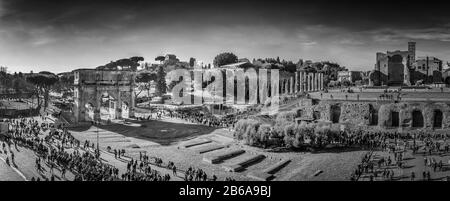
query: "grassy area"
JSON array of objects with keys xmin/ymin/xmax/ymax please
[{"xmin": 0, "ymin": 100, "xmax": 33, "ymax": 110}]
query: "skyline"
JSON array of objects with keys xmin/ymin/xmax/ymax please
[{"xmin": 1, "ymin": 0, "xmax": 450, "ymax": 73}]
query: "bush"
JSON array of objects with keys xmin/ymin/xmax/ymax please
[
  {"xmin": 244, "ymin": 123, "xmax": 260, "ymax": 145},
  {"xmin": 282, "ymin": 123, "xmax": 296, "ymax": 148},
  {"xmin": 234, "ymin": 119, "xmax": 261, "ymax": 142},
  {"xmin": 235, "ymin": 117, "xmax": 350, "ymax": 149},
  {"xmin": 341, "ymin": 79, "xmax": 351, "ymax": 87},
  {"xmin": 257, "ymin": 124, "xmax": 272, "ymax": 147}
]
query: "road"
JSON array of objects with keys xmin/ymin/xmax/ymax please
[{"xmin": 0, "ymin": 153, "xmax": 26, "ymax": 181}]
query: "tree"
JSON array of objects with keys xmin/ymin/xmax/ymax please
[
  {"xmin": 26, "ymin": 72, "xmax": 59, "ymax": 109},
  {"xmin": 135, "ymin": 71, "xmax": 157, "ymax": 98},
  {"xmin": 96, "ymin": 56, "xmax": 144, "ymax": 71},
  {"xmin": 155, "ymin": 66, "xmax": 167, "ymax": 97},
  {"xmin": 155, "ymin": 56, "xmax": 165, "ymax": 63},
  {"xmin": 53, "ymin": 73, "xmax": 74, "ymax": 94},
  {"xmin": 189, "ymin": 57, "xmax": 196, "ymax": 67},
  {"xmin": 342, "ymin": 79, "xmax": 352, "ymax": 87},
  {"xmin": 213, "ymin": 52, "xmax": 238, "ymax": 67},
  {"xmin": 284, "ymin": 61, "xmax": 297, "ymax": 73},
  {"xmin": 12, "ymin": 76, "xmax": 34, "ymax": 101}
]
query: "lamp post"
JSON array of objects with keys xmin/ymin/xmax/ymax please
[{"xmin": 95, "ymin": 120, "xmax": 99, "ymax": 152}]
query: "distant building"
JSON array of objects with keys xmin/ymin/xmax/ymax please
[
  {"xmin": 414, "ymin": 56, "xmax": 442, "ymax": 75},
  {"xmin": 337, "ymin": 71, "xmax": 362, "ymax": 83},
  {"xmin": 371, "ymin": 41, "xmax": 446, "ymax": 86},
  {"xmin": 374, "ymin": 41, "xmax": 415, "ymax": 86},
  {"xmin": 412, "ymin": 56, "xmax": 444, "ymax": 84},
  {"xmin": 0, "ymin": 66, "xmax": 7, "ymax": 73}
]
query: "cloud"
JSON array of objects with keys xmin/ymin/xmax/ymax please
[
  {"xmin": 300, "ymin": 41, "xmax": 317, "ymax": 46},
  {"xmin": 337, "ymin": 39, "xmax": 365, "ymax": 45},
  {"xmin": 366, "ymin": 28, "xmax": 450, "ymax": 43}
]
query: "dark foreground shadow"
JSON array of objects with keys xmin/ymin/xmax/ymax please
[{"xmin": 68, "ymin": 119, "xmax": 219, "ymax": 146}]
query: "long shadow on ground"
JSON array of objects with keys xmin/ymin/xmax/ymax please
[{"xmin": 68, "ymin": 119, "xmax": 219, "ymax": 146}]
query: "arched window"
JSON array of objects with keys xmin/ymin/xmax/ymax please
[{"xmin": 330, "ymin": 105, "xmax": 341, "ymax": 123}]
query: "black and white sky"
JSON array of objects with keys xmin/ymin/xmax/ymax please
[{"xmin": 1, "ymin": 0, "xmax": 450, "ymax": 73}]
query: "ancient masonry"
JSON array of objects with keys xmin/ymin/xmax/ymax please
[
  {"xmin": 72, "ymin": 69, "xmax": 136, "ymax": 123},
  {"xmin": 295, "ymin": 98, "xmax": 450, "ymax": 130},
  {"xmin": 280, "ymin": 72, "xmax": 324, "ymax": 94}
]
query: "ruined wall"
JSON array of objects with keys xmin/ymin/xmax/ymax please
[
  {"xmin": 339, "ymin": 102, "xmax": 370, "ymax": 126},
  {"xmin": 378, "ymin": 102, "xmax": 450, "ymax": 129},
  {"xmin": 312, "ymin": 102, "xmax": 330, "ymax": 121},
  {"xmin": 292, "ymin": 98, "xmax": 450, "ymax": 130}
]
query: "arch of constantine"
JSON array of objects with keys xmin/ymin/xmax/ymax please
[{"xmin": 73, "ymin": 69, "xmax": 136, "ymax": 123}]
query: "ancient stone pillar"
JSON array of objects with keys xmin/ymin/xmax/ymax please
[
  {"xmin": 320, "ymin": 73, "xmax": 324, "ymax": 90},
  {"xmin": 309, "ymin": 73, "xmax": 313, "ymax": 91},
  {"xmin": 300, "ymin": 72, "xmax": 304, "ymax": 92},
  {"xmin": 316, "ymin": 73, "xmax": 319, "ymax": 91},
  {"xmin": 115, "ymin": 91, "xmax": 122, "ymax": 119},
  {"xmin": 300, "ymin": 72, "xmax": 305, "ymax": 92},
  {"xmin": 320, "ymin": 73, "xmax": 323, "ymax": 90},
  {"xmin": 94, "ymin": 89, "xmax": 101, "ymax": 122},
  {"xmin": 317, "ymin": 73, "xmax": 320, "ymax": 91},
  {"xmin": 306, "ymin": 72, "xmax": 309, "ymax": 92},
  {"xmin": 314, "ymin": 73, "xmax": 319, "ymax": 91},
  {"xmin": 129, "ymin": 91, "xmax": 135, "ymax": 118},
  {"xmin": 313, "ymin": 73, "xmax": 317, "ymax": 91},
  {"xmin": 290, "ymin": 76, "xmax": 294, "ymax": 94},
  {"xmin": 304, "ymin": 72, "xmax": 307, "ymax": 92},
  {"xmin": 306, "ymin": 73, "xmax": 310, "ymax": 91},
  {"xmin": 319, "ymin": 73, "xmax": 323, "ymax": 91},
  {"xmin": 313, "ymin": 73, "xmax": 315, "ymax": 91},
  {"xmin": 294, "ymin": 72, "xmax": 298, "ymax": 93},
  {"xmin": 74, "ymin": 88, "xmax": 81, "ymax": 122}
]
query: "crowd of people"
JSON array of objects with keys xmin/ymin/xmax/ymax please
[
  {"xmin": 1, "ymin": 109, "xmax": 241, "ymax": 181},
  {"xmin": 350, "ymin": 130, "xmax": 450, "ymax": 181},
  {"xmin": 378, "ymin": 93, "xmax": 401, "ymax": 101},
  {"xmin": 0, "ymin": 115, "xmax": 184, "ymax": 181}
]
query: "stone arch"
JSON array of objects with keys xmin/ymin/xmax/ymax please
[
  {"xmin": 73, "ymin": 69, "xmax": 136, "ymax": 123},
  {"xmin": 445, "ymin": 77, "xmax": 450, "ymax": 85},
  {"xmin": 330, "ymin": 104, "xmax": 341, "ymax": 123},
  {"xmin": 412, "ymin": 109, "xmax": 424, "ymax": 128},
  {"xmin": 378, "ymin": 104, "xmax": 401, "ymax": 128},
  {"xmin": 313, "ymin": 111, "xmax": 321, "ymax": 120},
  {"xmin": 422, "ymin": 103, "xmax": 450, "ymax": 129},
  {"xmin": 100, "ymin": 92, "xmax": 117, "ymax": 120},
  {"xmin": 296, "ymin": 109, "xmax": 304, "ymax": 117}
]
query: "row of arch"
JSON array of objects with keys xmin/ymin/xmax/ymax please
[
  {"xmin": 83, "ymin": 92, "xmax": 130, "ymax": 122},
  {"xmin": 388, "ymin": 109, "xmax": 443, "ymax": 129},
  {"xmin": 309, "ymin": 103, "xmax": 447, "ymax": 129}
]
